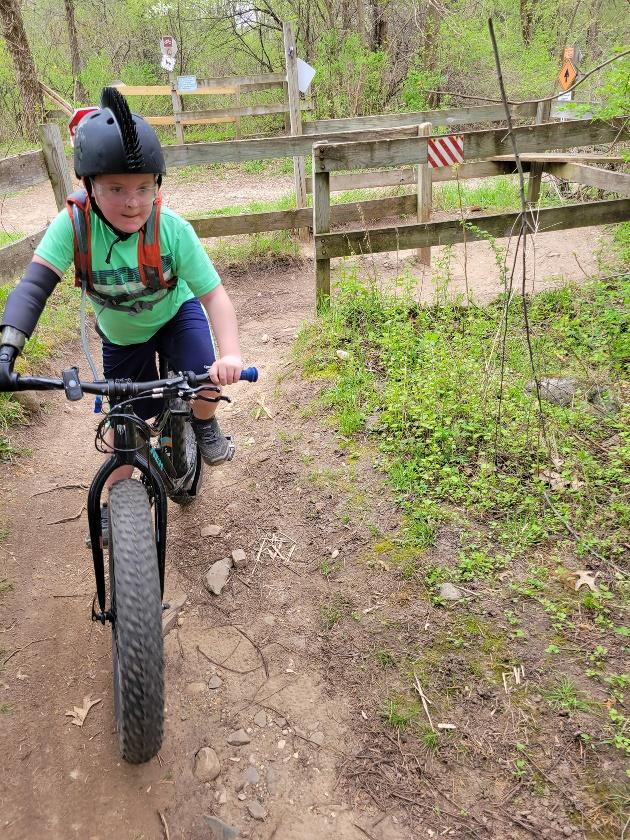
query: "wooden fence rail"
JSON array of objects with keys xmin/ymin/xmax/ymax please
[{"xmin": 314, "ymin": 199, "xmax": 630, "ymax": 259}]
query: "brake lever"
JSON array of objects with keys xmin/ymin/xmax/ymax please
[{"xmin": 191, "ymin": 394, "xmax": 231, "ymax": 404}]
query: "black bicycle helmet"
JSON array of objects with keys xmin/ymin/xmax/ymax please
[{"xmin": 74, "ymin": 86, "xmax": 166, "ymax": 178}]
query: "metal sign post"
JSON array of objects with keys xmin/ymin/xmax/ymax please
[{"xmin": 160, "ymin": 37, "xmax": 184, "ymax": 144}]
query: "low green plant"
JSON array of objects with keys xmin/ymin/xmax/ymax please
[
  {"xmin": 434, "ymin": 176, "xmax": 562, "ymax": 213},
  {"xmin": 421, "ymin": 727, "xmax": 440, "ymax": 751},
  {"xmin": 384, "ymin": 697, "xmax": 421, "ymax": 731},
  {"xmin": 0, "ymin": 231, "xmax": 23, "ymax": 247},
  {"xmin": 298, "ymin": 270, "xmax": 629, "ymax": 573},
  {"xmin": 320, "ymin": 596, "xmax": 345, "ymax": 629},
  {"xmin": 607, "ymin": 708, "xmax": 630, "ymax": 757},
  {"xmin": 375, "ymin": 649, "xmax": 396, "ymax": 667},
  {"xmin": 546, "ymin": 677, "xmax": 590, "ymax": 713}
]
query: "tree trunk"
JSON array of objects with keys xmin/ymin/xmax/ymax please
[
  {"xmin": 341, "ymin": 0, "xmax": 351, "ymax": 32},
  {"xmin": 520, "ymin": 0, "xmax": 534, "ymax": 46},
  {"xmin": 63, "ymin": 0, "xmax": 88, "ymax": 103},
  {"xmin": 585, "ymin": 0, "xmax": 603, "ymax": 60},
  {"xmin": 422, "ymin": 3, "xmax": 440, "ymax": 106},
  {"xmin": 0, "ymin": 0, "xmax": 44, "ymax": 139},
  {"xmin": 369, "ymin": 0, "xmax": 387, "ymax": 50}
]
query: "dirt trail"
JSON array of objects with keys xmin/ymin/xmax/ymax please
[{"xmin": 0, "ymin": 169, "xmax": 616, "ymax": 840}]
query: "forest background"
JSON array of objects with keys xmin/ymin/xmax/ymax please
[{"xmin": 0, "ymin": 0, "xmax": 628, "ymax": 147}]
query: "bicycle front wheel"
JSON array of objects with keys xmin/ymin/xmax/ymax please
[{"xmin": 109, "ymin": 479, "xmax": 164, "ymax": 764}]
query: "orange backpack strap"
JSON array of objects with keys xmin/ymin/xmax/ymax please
[
  {"xmin": 66, "ymin": 189, "xmax": 92, "ymax": 291},
  {"xmin": 138, "ymin": 194, "xmax": 174, "ymax": 292}
]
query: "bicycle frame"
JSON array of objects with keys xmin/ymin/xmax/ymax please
[{"xmin": 89, "ymin": 356, "xmax": 191, "ymax": 622}]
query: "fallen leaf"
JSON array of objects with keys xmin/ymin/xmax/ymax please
[
  {"xmin": 253, "ymin": 395, "xmax": 273, "ymax": 420},
  {"xmin": 574, "ymin": 569, "xmax": 599, "ymax": 592},
  {"xmin": 65, "ymin": 695, "xmax": 102, "ymax": 727},
  {"xmin": 538, "ymin": 469, "xmax": 569, "ymax": 490}
]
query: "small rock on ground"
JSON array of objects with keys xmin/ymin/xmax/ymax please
[
  {"xmin": 204, "ymin": 815, "xmax": 240, "ymax": 839},
  {"xmin": 232, "ymin": 548, "xmax": 247, "ymax": 567},
  {"xmin": 246, "ymin": 800, "xmax": 266, "ymax": 820},
  {"xmin": 266, "ymin": 766, "xmax": 281, "ymax": 795},
  {"xmin": 309, "ymin": 730, "xmax": 325, "ymax": 746},
  {"xmin": 208, "ymin": 675, "xmax": 223, "ymax": 690},
  {"xmin": 161, "ymin": 593, "xmax": 187, "ymax": 636},
  {"xmin": 201, "ymin": 524, "xmax": 223, "ymax": 537},
  {"xmin": 253, "ymin": 710, "xmax": 267, "ymax": 728},
  {"xmin": 227, "ymin": 728, "xmax": 251, "ymax": 746},
  {"xmin": 243, "ymin": 765, "xmax": 260, "ymax": 785},
  {"xmin": 439, "ymin": 582, "xmax": 464, "ymax": 601},
  {"xmin": 194, "ymin": 747, "xmax": 221, "ymax": 781},
  {"xmin": 527, "ymin": 377, "xmax": 579, "ymax": 407},
  {"xmin": 204, "ymin": 559, "xmax": 233, "ymax": 595}
]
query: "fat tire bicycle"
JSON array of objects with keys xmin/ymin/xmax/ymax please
[{"xmin": 2, "ymin": 358, "xmax": 257, "ymax": 764}]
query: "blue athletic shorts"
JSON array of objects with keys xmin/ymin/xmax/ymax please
[{"xmin": 101, "ymin": 298, "xmax": 216, "ymax": 419}]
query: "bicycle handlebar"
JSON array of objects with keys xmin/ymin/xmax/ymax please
[{"xmin": 1, "ymin": 366, "xmax": 258, "ymax": 396}]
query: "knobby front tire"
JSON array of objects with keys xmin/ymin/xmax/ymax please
[
  {"xmin": 108, "ymin": 479, "xmax": 164, "ymax": 764},
  {"xmin": 169, "ymin": 400, "xmax": 203, "ymax": 506}
]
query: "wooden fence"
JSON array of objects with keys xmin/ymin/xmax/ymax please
[
  {"xmin": 312, "ymin": 118, "xmax": 630, "ymax": 306},
  {"xmin": 1, "ymin": 112, "xmax": 628, "ymax": 293},
  {"xmin": 113, "ymin": 74, "xmax": 299, "ymax": 143}
]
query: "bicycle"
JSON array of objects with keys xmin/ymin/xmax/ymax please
[{"xmin": 1, "ymin": 358, "xmax": 257, "ymax": 764}]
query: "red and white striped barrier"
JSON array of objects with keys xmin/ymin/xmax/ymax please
[{"xmin": 427, "ymin": 135, "xmax": 464, "ymax": 168}]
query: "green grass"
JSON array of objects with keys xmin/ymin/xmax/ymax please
[
  {"xmin": 545, "ymin": 677, "xmax": 591, "ymax": 712},
  {"xmin": 0, "ymin": 275, "xmax": 81, "ymax": 459},
  {"xmin": 189, "ymin": 193, "xmax": 297, "ymax": 219},
  {"xmin": 433, "ymin": 175, "xmax": 563, "ymax": 212},
  {"xmin": 205, "ymin": 230, "xmax": 300, "ymax": 266},
  {"xmin": 296, "ymin": 259, "xmax": 629, "ymax": 572},
  {"xmin": 0, "ymin": 231, "xmax": 23, "ymax": 248}
]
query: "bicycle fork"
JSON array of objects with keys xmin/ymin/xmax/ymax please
[{"xmin": 88, "ymin": 416, "xmax": 168, "ymax": 623}]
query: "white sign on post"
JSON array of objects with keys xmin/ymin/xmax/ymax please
[
  {"xmin": 296, "ymin": 58, "xmax": 316, "ymax": 94},
  {"xmin": 556, "ymin": 90, "xmax": 573, "ymax": 122},
  {"xmin": 160, "ymin": 36, "xmax": 177, "ymax": 57},
  {"xmin": 161, "ymin": 54, "xmax": 176, "ymax": 72}
]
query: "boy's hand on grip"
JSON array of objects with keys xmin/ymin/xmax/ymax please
[{"xmin": 209, "ymin": 355, "xmax": 242, "ymax": 387}]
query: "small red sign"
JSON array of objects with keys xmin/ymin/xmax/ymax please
[
  {"xmin": 68, "ymin": 107, "xmax": 99, "ymax": 145},
  {"xmin": 427, "ymin": 135, "xmax": 464, "ymax": 168}
]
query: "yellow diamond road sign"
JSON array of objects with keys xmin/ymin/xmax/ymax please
[{"xmin": 559, "ymin": 59, "xmax": 577, "ymax": 91}]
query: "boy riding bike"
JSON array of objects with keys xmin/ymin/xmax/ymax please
[{"xmin": 0, "ymin": 87, "xmax": 241, "ymax": 500}]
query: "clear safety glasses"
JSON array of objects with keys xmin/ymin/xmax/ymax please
[{"xmin": 93, "ymin": 182, "xmax": 158, "ymax": 207}]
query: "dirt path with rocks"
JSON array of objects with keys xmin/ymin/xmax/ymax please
[{"xmin": 0, "ymin": 168, "xmax": 615, "ymax": 840}]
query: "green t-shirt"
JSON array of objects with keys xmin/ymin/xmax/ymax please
[{"xmin": 35, "ymin": 205, "xmax": 221, "ymax": 345}]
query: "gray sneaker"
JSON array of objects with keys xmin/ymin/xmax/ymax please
[{"xmin": 190, "ymin": 416, "xmax": 234, "ymax": 465}]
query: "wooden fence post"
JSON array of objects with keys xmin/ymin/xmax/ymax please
[
  {"xmin": 416, "ymin": 122, "xmax": 432, "ymax": 266},
  {"xmin": 169, "ymin": 72, "xmax": 185, "ymax": 144},
  {"xmin": 39, "ymin": 123, "xmax": 73, "ymax": 210},
  {"xmin": 527, "ymin": 99, "xmax": 552, "ymax": 204},
  {"xmin": 234, "ymin": 84, "xmax": 242, "ymax": 141},
  {"xmin": 313, "ymin": 141, "xmax": 331, "ymax": 309},
  {"xmin": 283, "ymin": 21, "xmax": 308, "ymax": 241}
]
